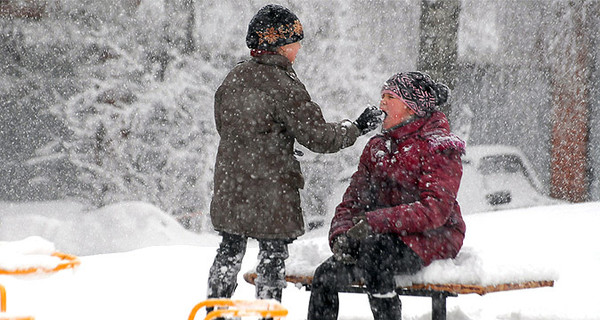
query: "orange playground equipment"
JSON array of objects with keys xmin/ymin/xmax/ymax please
[
  {"xmin": 0, "ymin": 252, "xmax": 80, "ymax": 275},
  {"xmin": 188, "ymin": 299, "xmax": 287, "ymax": 320},
  {"xmin": 0, "ymin": 284, "xmax": 34, "ymax": 320}
]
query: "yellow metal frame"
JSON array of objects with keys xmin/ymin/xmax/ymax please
[
  {"xmin": 188, "ymin": 299, "xmax": 288, "ymax": 320},
  {"xmin": 0, "ymin": 284, "xmax": 35, "ymax": 320},
  {"xmin": 1, "ymin": 285, "xmax": 5, "ymax": 313},
  {"xmin": 0, "ymin": 252, "xmax": 80, "ymax": 275}
]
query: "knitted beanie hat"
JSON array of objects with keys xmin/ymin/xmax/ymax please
[
  {"xmin": 246, "ymin": 4, "xmax": 304, "ymax": 51},
  {"xmin": 381, "ymin": 72, "xmax": 450, "ymax": 117}
]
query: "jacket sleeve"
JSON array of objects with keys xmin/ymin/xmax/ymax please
[
  {"xmin": 366, "ymin": 144, "xmax": 463, "ymax": 235},
  {"xmin": 328, "ymin": 141, "xmax": 375, "ymax": 245},
  {"xmin": 273, "ymin": 82, "xmax": 361, "ymax": 153}
]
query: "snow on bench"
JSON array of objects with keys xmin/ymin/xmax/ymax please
[{"xmin": 244, "ymin": 237, "xmax": 557, "ymax": 320}]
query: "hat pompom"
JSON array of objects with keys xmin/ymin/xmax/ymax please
[{"xmin": 433, "ymin": 82, "xmax": 450, "ymax": 106}]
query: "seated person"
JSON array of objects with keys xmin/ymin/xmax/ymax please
[{"xmin": 307, "ymin": 72, "xmax": 467, "ymax": 320}]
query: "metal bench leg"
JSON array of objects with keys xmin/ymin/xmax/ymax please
[{"xmin": 431, "ymin": 292, "xmax": 447, "ymax": 320}]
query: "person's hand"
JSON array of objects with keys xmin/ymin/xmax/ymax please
[
  {"xmin": 354, "ymin": 106, "xmax": 384, "ymax": 135},
  {"xmin": 332, "ymin": 234, "xmax": 358, "ymax": 264},
  {"xmin": 346, "ymin": 218, "xmax": 372, "ymax": 241},
  {"xmin": 351, "ymin": 214, "xmax": 367, "ymax": 225}
]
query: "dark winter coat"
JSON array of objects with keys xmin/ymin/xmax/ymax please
[
  {"xmin": 329, "ymin": 112, "xmax": 466, "ymax": 266},
  {"xmin": 211, "ymin": 54, "xmax": 361, "ymax": 240}
]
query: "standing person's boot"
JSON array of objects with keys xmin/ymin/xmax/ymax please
[
  {"xmin": 256, "ymin": 286, "xmax": 283, "ymax": 302},
  {"xmin": 255, "ymin": 239, "xmax": 288, "ymax": 302},
  {"xmin": 255, "ymin": 239, "xmax": 288, "ymax": 320},
  {"xmin": 255, "ymin": 286, "xmax": 280, "ymax": 320},
  {"xmin": 206, "ymin": 233, "xmax": 248, "ymax": 320},
  {"xmin": 368, "ymin": 293, "xmax": 402, "ymax": 320}
]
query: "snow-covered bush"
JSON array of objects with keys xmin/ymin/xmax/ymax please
[{"xmin": 1, "ymin": 0, "xmax": 417, "ymax": 227}]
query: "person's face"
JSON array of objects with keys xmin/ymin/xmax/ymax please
[
  {"xmin": 380, "ymin": 93, "xmax": 415, "ymax": 129},
  {"xmin": 277, "ymin": 41, "xmax": 302, "ymax": 63}
]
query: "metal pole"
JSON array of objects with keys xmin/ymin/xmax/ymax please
[{"xmin": 431, "ymin": 292, "xmax": 447, "ymax": 320}]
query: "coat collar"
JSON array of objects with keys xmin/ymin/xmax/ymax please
[
  {"xmin": 383, "ymin": 111, "xmax": 450, "ymax": 142},
  {"xmin": 252, "ymin": 54, "xmax": 293, "ymax": 71}
]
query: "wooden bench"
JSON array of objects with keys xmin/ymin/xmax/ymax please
[{"xmin": 243, "ymin": 272, "xmax": 554, "ymax": 320}]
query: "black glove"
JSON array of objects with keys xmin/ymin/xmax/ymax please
[
  {"xmin": 346, "ymin": 218, "xmax": 372, "ymax": 241},
  {"xmin": 332, "ymin": 234, "xmax": 358, "ymax": 264},
  {"xmin": 354, "ymin": 106, "xmax": 384, "ymax": 135}
]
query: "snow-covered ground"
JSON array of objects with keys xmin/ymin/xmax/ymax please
[{"xmin": 1, "ymin": 201, "xmax": 599, "ymax": 320}]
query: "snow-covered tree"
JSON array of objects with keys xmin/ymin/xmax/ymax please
[{"xmin": 22, "ymin": 2, "xmax": 220, "ymax": 218}]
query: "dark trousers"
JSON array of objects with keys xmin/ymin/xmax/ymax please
[
  {"xmin": 207, "ymin": 232, "xmax": 290, "ymax": 302},
  {"xmin": 307, "ymin": 234, "xmax": 423, "ymax": 320}
]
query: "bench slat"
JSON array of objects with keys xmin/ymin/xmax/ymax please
[{"xmin": 243, "ymin": 272, "xmax": 554, "ymax": 296}]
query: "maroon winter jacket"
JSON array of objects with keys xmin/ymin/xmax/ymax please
[{"xmin": 329, "ymin": 112, "xmax": 466, "ymax": 266}]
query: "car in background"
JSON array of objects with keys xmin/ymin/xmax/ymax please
[
  {"xmin": 324, "ymin": 144, "xmax": 565, "ymax": 223},
  {"xmin": 457, "ymin": 144, "xmax": 566, "ymax": 214}
]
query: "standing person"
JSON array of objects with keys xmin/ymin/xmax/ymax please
[
  {"xmin": 307, "ymin": 72, "xmax": 467, "ymax": 320},
  {"xmin": 207, "ymin": 4, "xmax": 383, "ymax": 306}
]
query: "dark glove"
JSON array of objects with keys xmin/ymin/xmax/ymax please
[
  {"xmin": 354, "ymin": 106, "xmax": 384, "ymax": 135},
  {"xmin": 346, "ymin": 218, "xmax": 372, "ymax": 241},
  {"xmin": 332, "ymin": 234, "xmax": 358, "ymax": 264}
]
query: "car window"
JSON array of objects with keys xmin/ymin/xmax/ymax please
[{"xmin": 478, "ymin": 155, "xmax": 528, "ymax": 176}]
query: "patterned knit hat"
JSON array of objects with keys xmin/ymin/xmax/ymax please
[
  {"xmin": 246, "ymin": 4, "xmax": 304, "ymax": 51},
  {"xmin": 381, "ymin": 72, "xmax": 449, "ymax": 117}
]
